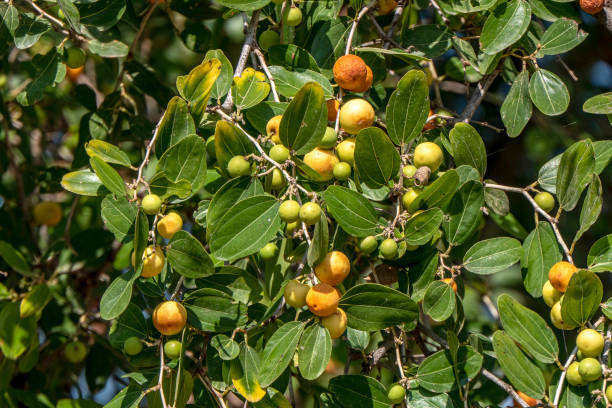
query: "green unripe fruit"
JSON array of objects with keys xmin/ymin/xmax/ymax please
[
  {"xmin": 271, "ymin": 168, "xmax": 286, "ymax": 189},
  {"xmin": 284, "ymin": 7, "xmax": 302, "ymax": 26},
  {"xmin": 299, "ymin": 202, "xmax": 321, "ymax": 225},
  {"xmin": 607, "ymin": 384, "xmax": 612, "ymax": 403},
  {"xmin": 65, "ymin": 341, "xmax": 87, "ymax": 363},
  {"xmin": 359, "ymin": 236, "xmax": 378, "ymax": 254},
  {"xmin": 319, "ymin": 127, "xmax": 337, "ymax": 149},
  {"xmin": 259, "ymin": 30, "xmax": 280, "ymax": 52},
  {"xmin": 269, "ymin": 144, "xmax": 290, "ymax": 162},
  {"xmin": 206, "ymin": 136, "xmax": 216, "ymax": 161},
  {"xmin": 380, "ymin": 238, "xmax": 398, "ymax": 259},
  {"xmin": 576, "ymin": 350, "xmax": 584, "ymax": 361},
  {"xmin": 260, "ymin": 242, "xmax": 279, "ymax": 260},
  {"xmin": 387, "ymin": 383, "xmax": 405, "ymax": 404},
  {"xmin": 141, "ymin": 194, "xmax": 162, "ymax": 215},
  {"xmin": 402, "ymin": 188, "xmax": 420, "ymax": 208},
  {"xmin": 576, "ymin": 328, "xmax": 604, "ymax": 357},
  {"xmin": 164, "ymin": 340, "xmax": 182, "ymax": 360},
  {"xmin": 403, "ymin": 165, "xmax": 417, "ymax": 179},
  {"xmin": 286, "ymin": 221, "xmax": 299, "ymax": 233},
  {"xmin": 279, "ymin": 200, "xmax": 300, "ymax": 223},
  {"xmin": 578, "ymin": 357, "xmax": 601, "ymax": 381},
  {"xmin": 413, "ymin": 142, "xmax": 443, "ymax": 172},
  {"xmin": 333, "ymin": 162, "xmax": 351, "ymax": 180},
  {"xmin": 124, "ymin": 337, "xmax": 143, "ymax": 356},
  {"xmin": 58, "ymin": 9, "xmax": 65, "ymax": 20},
  {"xmin": 566, "ymin": 362, "xmax": 587, "ymax": 386},
  {"xmin": 227, "ymin": 156, "xmax": 251, "ymax": 177},
  {"xmin": 65, "ymin": 47, "xmax": 86, "ymax": 68},
  {"xmin": 336, "ymin": 137, "xmax": 355, "ymax": 165},
  {"xmin": 534, "ymin": 192, "xmax": 555, "ymax": 213}
]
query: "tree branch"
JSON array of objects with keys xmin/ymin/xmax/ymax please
[
  {"xmin": 459, "ymin": 71, "xmax": 500, "ymax": 121},
  {"xmin": 252, "ymin": 48, "xmax": 280, "ymax": 102},
  {"xmin": 482, "ymin": 369, "xmax": 532, "ymax": 408},
  {"xmin": 553, "ymin": 346, "xmax": 578, "ymax": 407}
]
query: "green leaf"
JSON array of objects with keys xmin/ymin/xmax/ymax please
[
  {"xmin": 16, "ymin": 48, "xmax": 65, "ymax": 106},
  {"xmin": 100, "ymin": 194, "xmax": 138, "ymax": 242},
  {"xmin": 85, "ymin": 140, "xmax": 132, "ymax": 167},
  {"xmin": 245, "ymin": 101, "xmax": 288, "ymax": 135},
  {"xmin": 435, "ymin": 0, "xmax": 497, "ymax": 14},
  {"xmin": 108, "ymin": 303, "xmax": 148, "ymax": 349},
  {"xmin": 328, "ymin": 375, "xmax": 391, "ymax": 408},
  {"xmin": 204, "ymin": 50, "xmax": 233, "ymax": 101},
  {"xmin": 491, "ymin": 330, "xmax": 546, "ymax": 399},
  {"xmin": 298, "ymin": 323, "xmax": 332, "ymax": 381},
  {"xmin": 20, "ymin": 284, "xmax": 51, "ymax": 318},
  {"xmin": 156, "ymin": 135, "xmax": 207, "ymax": 197},
  {"xmin": 148, "ymin": 173, "xmax": 192, "ymax": 201},
  {"xmin": 354, "ymin": 127, "xmax": 401, "ymax": 188},
  {"xmin": 561, "ymin": 270, "xmax": 603, "ymax": 327},
  {"xmin": 259, "ymin": 321, "xmax": 304, "ymax": 387},
  {"xmin": 339, "ymin": 283, "xmax": 418, "ymax": 330},
  {"xmin": 573, "ymin": 174, "xmax": 602, "ymax": 245},
  {"xmin": 528, "ymin": 69, "xmax": 570, "ymax": 116},
  {"xmin": 484, "ymin": 183, "xmax": 510, "ymax": 216},
  {"xmin": 210, "ymin": 334, "xmax": 240, "ymax": 361},
  {"xmin": 307, "ymin": 212, "xmax": 329, "ymax": 268},
  {"xmin": 538, "ymin": 154, "xmax": 561, "ymax": 194},
  {"xmin": 401, "ymin": 25, "xmax": 452, "ymax": 58},
  {"xmin": 311, "ymin": 20, "xmax": 350, "ymax": 73},
  {"xmin": 0, "ymin": 4, "xmax": 19, "ymax": 36},
  {"xmin": 587, "ymin": 234, "xmax": 612, "ymax": 272},
  {"xmin": 417, "ymin": 346, "xmax": 483, "ymax": 393},
  {"xmin": 522, "ymin": 222, "xmax": 562, "ymax": 297},
  {"xmin": 198, "ymin": 266, "xmax": 263, "ymax": 304},
  {"xmin": 556, "ymin": 139, "xmax": 595, "ymax": 211},
  {"xmin": 404, "ymin": 208, "xmax": 444, "ymax": 246},
  {"xmin": 0, "ymin": 302, "xmax": 36, "ymax": 360},
  {"xmin": 132, "ymin": 210, "xmax": 148, "ymax": 273},
  {"xmin": 408, "ymin": 169, "xmax": 459, "ymax": 212},
  {"xmin": 103, "ymin": 384, "xmax": 144, "ymax": 408},
  {"xmin": 346, "ymin": 327, "xmax": 370, "ymax": 350},
  {"xmin": 184, "ymin": 288, "xmax": 248, "ymax": 332},
  {"xmin": 409, "ymin": 253, "xmax": 438, "ymax": 302},
  {"xmin": 0, "ymin": 241, "xmax": 32, "ymax": 276},
  {"xmin": 269, "ymin": 44, "xmax": 320, "ymax": 72},
  {"xmin": 89, "ymin": 156, "xmax": 126, "ymax": 197},
  {"xmin": 99, "ymin": 268, "xmax": 138, "ymax": 320},
  {"xmin": 593, "ymin": 140, "xmax": 612, "ymax": 174},
  {"xmin": 323, "ymin": 186, "xmax": 378, "ymax": 238},
  {"xmin": 480, "ymin": 0, "xmax": 531, "ymax": 55},
  {"xmin": 279, "ymin": 82, "xmax": 327, "ymax": 155},
  {"xmin": 423, "ymin": 280, "xmax": 456, "ymax": 322},
  {"xmin": 214, "ymin": 0, "xmax": 271, "ymax": 11},
  {"xmin": 501, "ymin": 70, "xmax": 532, "ymax": 137},
  {"xmin": 214, "ymin": 120, "xmax": 255, "ymax": 176},
  {"xmin": 61, "ymin": 169, "xmax": 106, "ymax": 196},
  {"xmin": 583, "ymin": 92, "xmax": 612, "ymax": 115},
  {"xmin": 449, "ymin": 123, "xmax": 487, "ymax": 177},
  {"xmin": 78, "ymin": 0, "xmax": 125, "ymax": 30},
  {"xmin": 463, "ymin": 237, "xmax": 522, "ymax": 274},
  {"xmin": 386, "ymin": 70, "xmax": 430, "ymax": 145},
  {"xmin": 268, "ymin": 66, "xmax": 333, "ymax": 98},
  {"xmin": 155, "ymin": 97, "xmax": 196, "ymax": 158},
  {"xmin": 529, "ymin": 0, "xmax": 579, "ymax": 22},
  {"xmin": 209, "ymin": 195, "xmax": 281, "ymax": 261},
  {"xmin": 87, "ymin": 39, "xmax": 128, "ymax": 58},
  {"xmin": 167, "ymin": 230, "xmax": 214, "ymax": 278},
  {"xmin": 443, "ymin": 181, "xmax": 484, "ymax": 246},
  {"xmin": 57, "ymin": 0, "xmax": 81, "ymax": 33},
  {"xmin": 230, "ymin": 345, "xmax": 266, "ymax": 403},
  {"xmin": 497, "ymin": 294, "xmax": 558, "ymax": 363},
  {"xmin": 538, "ymin": 18, "xmax": 587, "ymax": 57},
  {"xmin": 232, "ymin": 68, "xmax": 270, "ymax": 110},
  {"xmin": 13, "ymin": 15, "xmax": 50, "ymax": 50},
  {"xmin": 176, "ymin": 58, "xmax": 222, "ymax": 124}
]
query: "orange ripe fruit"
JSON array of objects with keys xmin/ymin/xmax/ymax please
[
  {"xmin": 378, "ymin": 0, "xmax": 398, "ymax": 15},
  {"xmin": 66, "ymin": 65, "xmax": 84, "ymax": 81},
  {"xmin": 579, "ymin": 0, "xmax": 604, "ymax": 14},
  {"xmin": 423, "ymin": 109, "xmax": 435, "ymax": 131},
  {"xmin": 333, "ymin": 55, "xmax": 368, "ymax": 92},
  {"xmin": 327, "ymin": 99, "xmax": 340, "ymax": 122},
  {"xmin": 33, "ymin": 202, "xmax": 62, "ymax": 226},
  {"xmin": 306, "ymin": 283, "xmax": 341, "ymax": 317},
  {"xmin": 548, "ymin": 261, "xmax": 578, "ymax": 292},
  {"xmin": 513, "ymin": 391, "xmax": 538, "ymax": 407},
  {"xmin": 303, "ymin": 147, "xmax": 339, "ymax": 181},
  {"xmin": 315, "ymin": 251, "xmax": 351, "ymax": 286},
  {"xmin": 321, "ymin": 307, "xmax": 347, "ymax": 339},
  {"xmin": 353, "ymin": 65, "xmax": 373, "ymax": 93},
  {"xmin": 441, "ymin": 278, "xmax": 457, "ymax": 293},
  {"xmin": 152, "ymin": 301, "xmax": 187, "ymax": 335}
]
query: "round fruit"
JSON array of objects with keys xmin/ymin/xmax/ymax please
[
  {"xmin": 542, "ymin": 280, "xmax": 562, "ymax": 307},
  {"xmin": 164, "ymin": 340, "xmax": 182, "ymax": 360},
  {"xmin": 550, "ymin": 301, "xmax": 576, "ymax": 330},
  {"xmin": 157, "ymin": 212, "xmax": 183, "ymax": 239},
  {"xmin": 579, "ymin": 0, "xmax": 604, "ymax": 14},
  {"xmin": 284, "ymin": 280, "xmax": 310, "ymax": 308},
  {"xmin": 141, "ymin": 194, "xmax": 162, "ymax": 215},
  {"xmin": 339, "ymin": 99, "xmax": 375, "ymax": 134},
  {"xmin": 315, "ymin": 251, "xmax": 351, "ymax": 286},
  {"xmin": 578, "ymin": 357, "xmax": 601, "ymax": 381},
  {"xmin": 33, "ymin": 202, "xmax": 62, "ymax": 226},
  {"xmin": 333, "ymin": 55, "xmax": 368, "ymax": 92},
  {"xmin": 513, "ymin": 391, "xmax": 537, "ymax": 407},
  {"xmin": 206, "ymin": 136, "xmax": 216, "ymax": 161},
  {"xmin": 284, "ymin": 7, "xmax": 302, "ymax": 26},
  {"xmin": 336, "ymin": 137, "xmax": 356, "ymax": 165},
  {"xmin": 279, "ymin": 200, "xmax": 301, "ymax": 223},
  {"xmin": 306, "ymin": 283, "xmax": 341, "ymax": 317},
  {"xmin": 321, "ymin": 307, "xmax": 347, "ymax": 339},
  {"xmin": 413, "ymin": 142, "xmax": 443, "ymax": 172},
  {"xmin": 271, "ymin": 168, "xmax": 286, "ymax": 189},
  {"xmin": 65, "ymin": 341, "xmax": 87, "ymax": 363},
  {"xmin": 576, "ymin": 328, "xmax": 604, "ymax": 357},
  {"xmin": 333, "ymin": 162, "xmax": 351, "ymax": 180},
  {"xmin": 153, "ymin": 301, "xmax": 187, "ymax": 336},
  {"xmin": 534, "ymin": 192, "xmax": 555, "ymax": 213},
  {"xmin": 124, "ymin": 337, "xmax": 143, "ymax": 356},
  {"xmin": 304, "ymin": 147, "xmax": 339, "ymax": 181},
  {"xmin": 266, "ymin": 115, "xmax": 283, "ymax": 143},
  {"xmin": 260, "ymin": 242, "xmax": 278, "ymax": 260},
  {"xmin": 259, "ymin": 30, "xmax": 280, "ymax": 52},
  {"xmin": 378, "ymin": 0, "xmax": 399, "ymax": 15},
  {"xmin": 441, "ymin": 278, "xmax": 458, "ymax": 293},
  {"xmin": 132, "ymin": 245, "xmax": 165, "ymax": 278},
  {"xmin": 387, "ymin": 383, "xmax": 405, "ymax": 404},
  {"xmin": 359, "ymin": 236, "xmax": 378, "ymax": 254},
  {"xmin": 327, "ymin": 99, "xmax": 339, "ymax": 122},
  {"xmin": 566, "ymin": 361, "xmax": 587, "ymax": 386},
  {"xmin": 299, "ymin": 202, "xmax": 322, "ymax": 225},
  {"xmin": 227, "ymin": 156, "xmax": 251, "ymax": 177},
  {"xmin": 403, "ymin": 165, "xmax": 417, "ymax": 179},
  {"xmin": 548, "ymin": 261, "xmax": 578, "ymax": 292},
  {"xmin": 353, "ymin": 65, "xmax": 374, "ymax": 93},
  {"xmin": 270, "ymin": 144, "xmax": 290, "ymax": 162},
  {"xmin": 286, "ymin": 221, "xmax": 299, "ymax": 233},
  {"xmin": 380, "ymin": 238, "xmax": 398, "ymax": 259},
  {"xmin": 402, "ymin": 188, "xmax": 420, "ymax": 208},
  {"xmin": 607, "ymin": 384, "xmax": 612, "ymax": 402},
  {"xmin": 320, "ymin": 127, "xmax": 338, "ymax": 149},
  {"xmin": 66, "ymin": 65, "xmax": 84, "ymax": 81},
  {"xmin": 65, "ymin": 47, "xmax": 86, "ymax": 68}
]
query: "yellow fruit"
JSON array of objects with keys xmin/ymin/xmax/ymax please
[
  {"xmin": 315, "ymin": 251, "xmax": 351, "ymax": 286},
  {"xmin": 441, "ymin": 278, "xmax": 457, "ymax": 293},
  {"xmin": 141, "ymin": 194, "xmax": 162, "ymax": 215},
  {"xmin": 513, "ymin": 391, "xmax": 538, "ymax": 407},
  {"xmin": 548, "ymin": 261, "xmax": 577, "ymax": 293},
  {"xmin": 339, "ymin": 99, "xmax": 375, "ymax": 134},
  {"xmin": 333, "ymin": 55, "xmax": 368, "ymax": 92},
  {"xmin": 66, "ymin": 65, "xmax": 84, "ymax": 81},
  {"xmin": 576, "ymin": 328, "xmax": 604, "ymax": 357},
  {"xmin": 413, "ymin": 142, "xmax": 443, "ymax": 172},
  {"xmin": 378, "ymin": 0, "xmax": 398, "ymax": 15},
  {"xmin": 327, "ymin": 99, "xmax": 339, "ymax": 122},
  {"xmin": 321, "ymin": 308, "xmax": 347, "ymax": 339},
  {"xmin": 157, "ymin": 212, "xmax": 183, "ymax": 239},
  {"xmin": 299, "ymin": 202, "xmax": 322, "ymax": 225},
  {"xmin": 266, "ymin": 115, "xmax": 283, "ymax": 143},
  {"xmin": 542, "ymin": 280, "xmax": 562, "ymax": 307},
  {"xmin": 303, "ymin": 147, "xmax": 339, "ymax": 181},
  {"xmin": 336, "ymin": 137, "xmax": 356, "ymax": 165},
  {"xmin": 284, "ymin": 280, "xmax": 310, "ymax": 308},
  {"xmin": 550, "ymin": 301, "xmax": 576, "ymax": 330},
  {"xmin": 306, "ymin": 283, "xmax": 341, "ymax": 317},
  {"xmin": 152, "ymin": 301, "xmax": 187, "ymax": 336},
  {"xmin": 33, "ymin": 202, "xmax": 62, "ymax": 226},
  {"xmin": 566, "ymin": 361, "xmax": 587, "ymax": 386},
  {"xmin": 402, "ymin": 188, "xmax": 420, "ymax": 208},
  {"xmin": 132, "ymin": 245, "xmax": 165, "ymax": 278}
]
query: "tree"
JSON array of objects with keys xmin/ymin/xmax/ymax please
[{"xmin": 0, "ymin": 0, "xmax": 611, "ymax": 407}]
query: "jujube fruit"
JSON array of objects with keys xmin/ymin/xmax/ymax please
[
  {"xmin": 402, "ymin": 188, "xmax": 420, "ymax": 208},
  {"xmin": 259, "ymin": 30, "xmax": 280, "ymax": 52},
  {"xmin": 65, "ymin": 47, "xmax": 86, "ymax": 68},
  {"xmin": 513, "ymin": 391, "xmax": 537, "ymax": 407},
  {"xmin": 157, "ymin": 212, "xmax": 183, "ymax": 239},
  {"xmin": 285, "ymin": 221, "xmax": 299, "ymax": 233},
  {"xmin": 304, "ymin": 147, "xmax": 339, "ymax": 181},
  {"xmin": 320, "ymin": 127, "xmax": 337, "ymax": 149},
  {"xmin": 387, "ymin": 383, "xmax": 406, "ymax": 404},
  {"xmin": 321, "ymin": 307, "xmax": 347, "ymax": 339},
  {"xmin": 132, "ymin": 245, "xmax": 165, "ymax": 278},
  {"xmin": 66, "ymin": 65, "xmax": 84, "ymax": 81},
  {"xmin": 227, "ymin": 156, "xmax": 251, "ymax": 177},
  {"xmin": 306, "ymin": 283, "xmax": 341, "ymax": 317},
  {"xmin": 339, "ymin": 99, "xmax": 375, "ymax": 134},
  {"xmin": 141, "ymin": 194, "xmax": 162, "ymax": 215},
  {"xmin": 336, "ymin": 137, "xmax": 356, "ymax": 165},
  {"xmin": 124, "ymin": 337, "xmax": 143, "ymax": 356},
  {"xmin": 542, "ymin": 280, "xmax": 562, "ymax": 307},
  {"xmin": 269, "ymin": 144, "xmax": 290, "ymax": 163},
  {"xmin": 423, "ymin": 109, "xmax": 436, "ymax": 131},
  {"xmin": 548, "ymin": 261, "xmax": 577, "ymax": 292},
  {"xmin": 315, "ymin": 251, "xmax": 351, "ymax": 286},
  {"xmin": 260, "ymin": 242, "xmax": 279, "ymax": 260},
  {"xmin": 606, "ymin": 384, "xmax": 612, "ymax": 402},
  {"xmin": 266, "ymin": 115, "xmax": 283, "ymax": 144},
  {"xmin": 413, "ymin": 142, "xmax": 443, "ymax": 172},
  {"xmin": 327, "ymin": 99, "xmax": 339, "ymax": 121},
  {"xmin": 279, "ymin": 200, "xmax": 301, "ymax": 223},
  {"xmin": 271, "ymin": 168, "xmax": 286, "ymax": 189},
  {"xmin": 164, "ymin": 340, "xmax": 182, "ymax": 360},
  {"xmin": 284, "ymin": 280, "xmax": 310, "ymax": 308},
  {"xmin": 65, "ymin": 341, "xmax": 87, "ymax": 363},
  {"xmin": 579, "ymin": 0, "xmax": 604, "ymax": 14},
  {"xmin": 441, "ymin": 278, "xmax": 458, "ymax": 293},
  {"xmin": 283, "ymin": 7, "xmax": 302, "ymax": 26},
  {"xmin": 333, "ymin": 55, "xmax": 368, "ymax": 92},
  {"xmin": 353, "ymin": 65, "xmax": 373, "ymax": 93},
  {"xmin": 378, "ymin": 0, "xmax": 398, "ymax": 15},
  {"xmin": 153, "ymin": 301, "xmax": 187, "ymax": 336},
  {"xmin": 33, "ymin": 202, "xmax": 62, "ymax": 226},
  {"xmin": 380, "ymin": 238, "xmax": 398, "ymax": 259},
  {"xmin": 566, "ymin": 361, "xmax": 587, "ymax": 386},
  {"xmin": 403, "ymin": 164, "xmax": 417, "ymax": 179},
  {"xmin": 550, "ymin": 301, "xmax": 576, "ymax": 330},
  {"xmin": 299, "ymin": 202, "xmax": 322, "ymax": 225},
  {"xmin": 534, "ymin": 192, "xmax": 555, "ymax": 213},
  {"xmin": 578, "ymin": 357, "xmax": 601, "ymax": 381},
  {"xmin": 359, "ymin": 236, "xmax": 378, "ymax": 254},
  {"xmin": 333, "ymin": 162, "xmax": 351, "ymax": 180},
  {"xmin": 576, "ymin": 328, "xmax": 604, "ymax": 357}
]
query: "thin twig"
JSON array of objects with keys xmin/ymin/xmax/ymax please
[
  {"xmin": 26, "ymin": 0, "xmax": 86, "ymax": 41},
  {"xmin": 601, "ymin": 323, "xmax": 611, "ymax": 407},
  {"xmin": 430, "ymin": 0, "xmax": 450, "ymax": 25},
  {"xmin": 556, "ymin": 56, "xmax": 578, "ymax": 82},
  {"xmin": 64, "ymin": 197, "xmax": 80, "ymax": 255},
  {"xmin": 253, "ymin": 48, "xmax": 280, "ymax": 102},
  {"xmin": 345, "ymin": 5, "xmax": 372, "ymax": 55},
  {"xmin": 482, "ymin": 369, "xmax": 531, "ymax": 408},
  {"xmin": 197, "ymin": 374, "xmax": 227, "ymax": 408},
  {"xmin": 459, "ymin": 71, "xmax": 500, "ymax": 121},
  {"xmin": 553, "ymin": 346, "xmax": 578, "ymax": 407},
  {"xmin": 158, "ymin": 342, "xmax": 169, "ymax": 408},
  {"xmin": 132, "ymin": 122, "xmax": 161, "ymax": 200}
]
